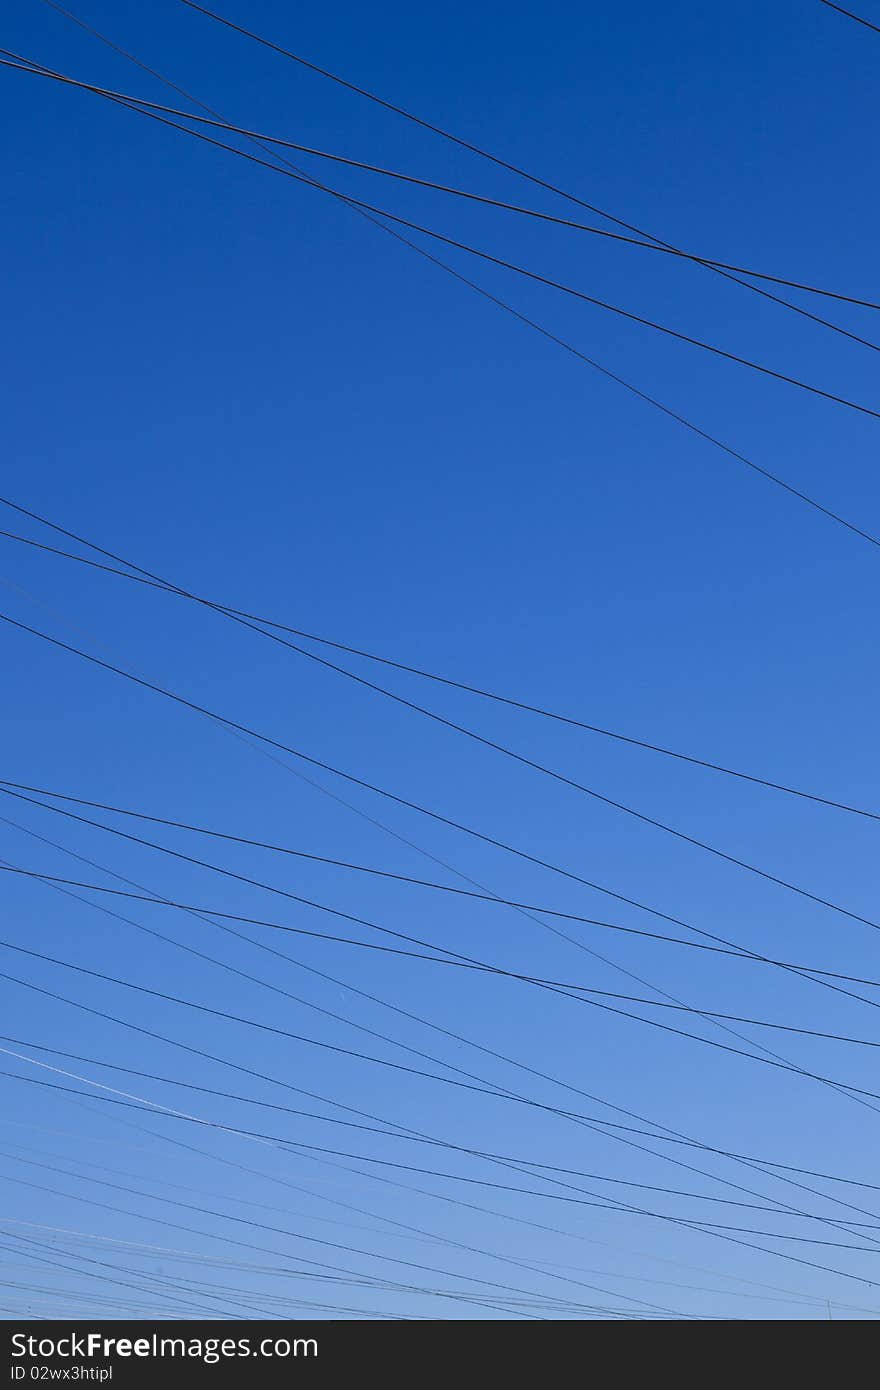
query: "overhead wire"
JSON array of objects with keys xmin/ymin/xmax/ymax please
[
  {"xmin": 11, "ymin": 543, "xmax": 880, "ymax": 1135},
  {"xmin": 819, "ymin": 1, "xmax": 880, "ymax": 36},
  {"xmin": 4, "ymin": 608, "xmax": 880, "ymax": 1047},
  {"xmin": 7, "ymin": 863, "xmax": 880, "ymax": 1120},
  {"xmin": 5, "ymin": 773, "xmax": 879, "ymax": 990},
  {"xmin": 6, "ymin": 881, "xmax": 880, "ymax": 1256},
  {"xmin": 4, "ymin": 1066, "xmax": 880, "ymax": 1292},
  {"xmin": 38, "ymin": 0, "xmax": 880, "ymax": 314},
  {"xmin": 3, "ymin": 46, "xmax": 880, "ymax": 553},
  {"xmin": 172, "ymin": 0, "xmax": 880, "ymax": 336},
  {"xmin": 0, "ymin": 524, "xmax": 875, "ymax": 933},
  {"xmin": 3, "ymin": 515, "xmax": 878, "ymax": 826},
  {"xmin": 4, "ymin": 52, "xmax": 880, "ymax": 425},
  {"xmin": 12, "ymin": 553, "xmax": 873, "ymax": 1229}
]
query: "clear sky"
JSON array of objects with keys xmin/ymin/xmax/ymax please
[{"xmin": 1, "ymin": 0, "xmax": 879, "ymax": 1320}]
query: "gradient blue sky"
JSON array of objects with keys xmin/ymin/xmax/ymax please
[{"xmin": 1, "ymin": 0, "xmax": 879, "ymax": 1320}]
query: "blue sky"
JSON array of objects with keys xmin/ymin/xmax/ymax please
[{"xmin": 1, "ymin": 0, "xmax": 879, "ymax": 1319}]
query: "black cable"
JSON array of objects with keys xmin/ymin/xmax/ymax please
[
  {"xmin": 174, "ymin": 0, "xmax": 880, "ymax": 323},
  {"xmin": 820, "ymin": 1, "xmax": 880, "ymax": 36},
  {"xmin": 3, "ymin": 628, "xmax": 878, "ymax": 1252},
  {"xmin": 6, "ymin": 853, "xmax": 880, "ymax": 1059},
  {"xmin": 0, "ymin": 1231, "xmax": 263, "ymax": 1320},
  {"xmin": 7, "ymin": 788, "xmax": 880, "ymax": 1058},
  {"xmin": 5, "ymin": 878, "xmax": 880, "ymax": 1111},
  {"xmin": 7, "ymin": 772, "xmax": 880, "ymax": 989},
  {"xmin": 25, "ymin": 10, "xmax": 880, "ymax": 553},
  {"xmin": 13, "ymin": 828, "xmax": 874, "ymax": 1253},
  {"xmin": 3, "ymin": 609, "xmax": 877, "ymax": 1037},
  {"xmin": 4, "ymin": 802, "xmax": 708, "ymax": 1161},
  {"xmin": 6, "ymin": 10, "xmax": 878, "ymax": 1273},
  {"xmin": 5, "ymin": 80, "xmax": 878, "ymax": 554},
  {"xmin": 14, "ymin": 1030, "xmax": 880, "ymax": 1211},
  {"xmin": 17, "ymin": 799, "xmax": 804, "ymax": 1266},
  {"xmin": 0, "ymin": 931, "xmax": 693, "ymax": 1307},
  {"xmin": 5, "ymin": 1033, "xmax": 838, "ymax": 1226},
  {"xmin": 1, "ymin": 533, "xmax": 875, "ymax": 933},
  {"xmin": 9, "ymin": 582, "xmax": 880, "ymax": 1147},
  {"xmin": 9, "ymin": 507, "xmax": 876, "ymax": 1135},
  {"xmin": 0, "ymin": 1161, "xmax": 547, "ymax": 1320},
  {"xmin": 0, "ymin": 799, "xmax": 629, "ymax": 1124},
  {"xmin": 4, "ymin": 53, "xmax": 879, "ymax": 424},
  {"xmin": 0, "ymin": 1238, "xmax": 403, "ymax": 1320},
  {"xmin": 2, "ymin": 1074, "xmax": 668, "ymax": 1318},
  {"xmin": 13, "ymin": 848, "xmax": 880, "ymax": 1231},
  {"xmin": 4, "ymin": 1074, "xmax": 879, "ymax": 1290},
  {"xmin": 4, "ymin": 966, "xmax": 787, "ymax": 1301},
  {"xmin": 4, "ymin": 519, "xmax": 877, "ymax": 826},
  {"xmin": 0, "ymin": 1146, "xmax": 654, "ymax": 1320},
  {"xmin": 8, "ymin": 515, "xmax": 880, "ymax": 1126},
  {"xmin": 20, "ymin": 15, "xmax": 880, "ymax": 337},
  {"xmin": 0, "ymin": 1228, "xmax": 525, "ymax": 1321},
  {"xmin": 0, "ymin": 920, "xmax": 742, "ymax": 1199},
  {"xmin": 16, "ymin": 805, "xmax": 771, "ymax": 1239},
  {"xmin": 7, "ymin": 591, "xmax": 874, "ymax": 1133}
]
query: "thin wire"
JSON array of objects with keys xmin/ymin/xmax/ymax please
[
  {"xmin": 4, "ymin": 53, "xmax": 879, "ymax": 424},
  {"xmin": 6, "ymin": 874, "xmax": 880, "ymax": 1108},
  {"xmin": 2, "ymin": 533, "xmax": 876, "ymax": 931},
  {"xmin": 13, "ymin": 827, "xmax": 877, "ymax": 1251},
  {"xmin": 4, "ymin": 1072, "xmax": 879, "ymax": 1287},
  {"xmin": 3, "ymin": 519, "xmax": 877, "ymax": 826},
  {"xmin": 1, "ymin": 1079, "xmax": 665, "ymax": 1316},
  {"xmin": 820, "ymin": 1, "xmax": 880, "ymax": 36},
  {"xmin": 26, "ymin": 5, "xmax": 880, "ymax": 551},
  {"xmin": 9, "ymin": 578, "xmax": 880, "ymax": 1145},
  {"xmin": 5, "ymin": 609, "xmax": 879, "ymax": 1038},
  {"xmin": 174, "ymin": 0, "xmax": 880, "ymax": 324},
  {"xmin": 5, "ymin": 1037, "xmax": 842, "ymax": 1227},
  {"xmin": 39, "ymin": 0, "xmax": 880, "ymax": 315},
  {"xmin": 8, "ymin": 772, "xmax": 880, "ymax": 989},
  {"xmin": 15, "ymin": 20, "xmax": 880, "ymax": 353},
  {"xmin": 12, "ymin": 548, "xmax": 873, "ymax": 1216}
]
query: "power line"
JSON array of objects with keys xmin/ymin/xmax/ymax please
[
  {"xmin": 173, "ymin": 0, "xmax": 879, "ymax": 328},
  {"xmin": 0, "ymin": 1157, "xmax": 546, "ymax": 1319},
  {"xmin": 5, "ymin": 870, "xmax": 880, "ymax": 1107},
  {"xmin": 4, "ymin": 609, "xmax": 878, "ymax": 1034},
  {"xmin": 16, "ymin": 17, "xmax": 880, "ymax": 334},
  {"xmin": 2, "ymin": 802, "xmax": 698, "ymax": 1152},
  {"xmin": 4, "ymin": 1036, "xmax": 841, "ymax": 1228},
  {"xmin": 13, "ymin": 826, "xmax": 878, "ymax": 1250},
  {"xmin": 9, "ymin": 589, "xmax": 872, "ymax": 1224},
  {"xmin": 0, "ymin": 1094, "xmax": 767, "ymax": 1319},
  {"xmin": 2, "ymin": 1079, "xmax": 672, "ymax": 1317},
  {"xmin": 4, "ymin": 1071, "xmax": 879, "ymax": 1288},
  {"xmin": 0, "ymin": 1230, "xmax": 263, "ymax": 1319},
  {"xmin": 17, "ymin": 796, "xmax": 806, "ymax": 1248},
  {"xmin": 8, "ymin": 593, "xmax": 869, "ymax": 1157},
  {"xmin": 7, "ymin": 1216, "xmax": 849, "ymax": 1319},
  {"xmin": 3, "ymin": 1070, "xmax": 872, "ymax": 1278},
  {"xmin": 3, "ymin": 518, "xmax": 877, "ymax": 826},
  {"xmin": 2, "ymin": 532, "xmax": 874, "ymax": 930},
  {"xmin": 5, "ymin": 88, "xmax": 879, "ymax": 554},
  {"xmin": 820, "ymin": 1, "xmax": 880, "ymax": 36},
  {"xmin": 4, "ymin": 522, "xmax": 880, "ymax": 939},
  {"xmin": 6, "ymin": 774, "xmax": 880, "ymax": 991},
  {"xmin": 26, "ymin": 8, "xmax": 880, "ymax": 553},
  {"xmin": 5, "ymin": 53, "xmax": 880, "ymax": 424},
  {"xmin": 6, "ymin": 874, "xmax": 880, "ymax": 1261},
  {"xmin": 6, "ymin": 852, "xmax": 880, "ymax": 1058},
  {"xmin": 8, "ymin": 0, "xmax": 878, "ymax": 1301},
  {"xmin": 9, "ymin": 582, "xmax": 880, "ymax": 1143}
]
